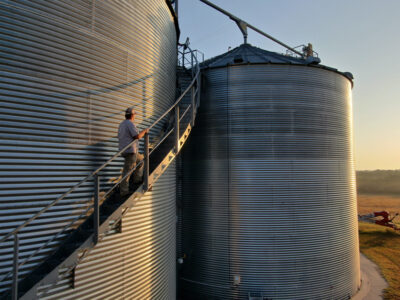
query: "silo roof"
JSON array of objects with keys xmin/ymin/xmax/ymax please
[
  {"xmin": 201, "ymin": 43, "xmax": 309, "ymax": 68},
  {"xmin": 200, "ymin": 43, "xmax": 354, "ymax": 83}
]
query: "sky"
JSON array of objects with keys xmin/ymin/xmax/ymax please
[{"xmin": 177, "ymin": 0, "xmax": 400, "ymax": 171}]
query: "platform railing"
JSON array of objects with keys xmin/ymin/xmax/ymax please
[{"xmin": 0, "ymin": 44, "xmax": 201, "ymax": 300}]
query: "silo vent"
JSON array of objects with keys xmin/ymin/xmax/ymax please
[{"xmin": 234, "ymin": 54, "xmax": 244, "ymax": 63}]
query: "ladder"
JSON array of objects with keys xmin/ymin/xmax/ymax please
[{"xmin": 0, "ymin": 45, "xmax": 201, "ymax": 300}]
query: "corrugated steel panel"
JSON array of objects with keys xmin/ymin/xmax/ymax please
[
  {"xmin": 38, "ymin": 162, "xmax": 177, "ymax": 300},
  {"xmin": 200, "ymin": 43, "xmax": 351, "ymax": 81},
  {"xmin": 0, "ymin": 0, "xmax": 177, "ymax": 297},
  {"xmin": 179, "ymin": 64, "xmax": 360, "ymax": 299}
]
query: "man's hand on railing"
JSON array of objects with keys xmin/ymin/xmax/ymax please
[
  {"xmin": 137, "ymin": 128, "xmax": 149, "ymax": 140},
  {"xmin": 0, "ymin": 45, "xmax": 201, "ymax": 294}
]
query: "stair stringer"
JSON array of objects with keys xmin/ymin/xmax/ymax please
[{"xmin": 16, "ymin": 122, "xmax": 193, "ymax": 300}]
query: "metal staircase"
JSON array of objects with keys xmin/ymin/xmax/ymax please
[{"xmin": 0, "ymin": 45, "xmax": 201, "ymax": 300}]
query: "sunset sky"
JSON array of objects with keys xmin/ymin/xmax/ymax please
[{"xmin": 179, "ymin": 0, "xmax": 400, "ymax": 170}]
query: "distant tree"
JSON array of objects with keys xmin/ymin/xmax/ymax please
[{"xmin": 357, "ymin": 170, "xmax": 400, "ymax": 195}]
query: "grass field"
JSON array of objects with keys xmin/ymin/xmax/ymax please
[
  {"xmin": 358, "ymin": 193, "xmax": 400, "ymax": 300},
  {"xmin": 358, "ymin": 194, "xmax": 400, "ymax": 216}
]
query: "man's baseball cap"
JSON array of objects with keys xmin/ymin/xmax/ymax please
[{"xmin": 125, "ymin": 107, "xmax": 136, "ymax": 116}]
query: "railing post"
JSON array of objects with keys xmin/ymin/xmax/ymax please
[
  {"xmin": 12, "ymin": 233, "xmax": 19, "ymax": 300},
  {"xmin": 191, "ymin": 86, "xmax": 196, "ymax": 127},
  {"xmin": 144, "ymin": 132, "xmax": 149, "ymax": 191},
  {"xmin": 197, "ymin": 74, "xmax": 201, "ymax": 108},
  {"xmin": 191, "ymin": 52, "xmax": 194, "ymax": 77},
  {"xmin": 182, "ymin": 51, "xmax": 185, "ymax": 68},
  {"xmin": 93, "ymin": 174, "xmax": 99, "ymax": 245},
  {"xmin": 175, "ymin": 106, "xmax": 180, "ymax": 153}
]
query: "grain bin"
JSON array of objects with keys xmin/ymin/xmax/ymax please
[
  {"xmin": 179, "ymin": 43, "xmax": 360, "ymax": 299},
  {"xmin": 0, "ymin": 0, "xmax": 178, "ymax": 298}
]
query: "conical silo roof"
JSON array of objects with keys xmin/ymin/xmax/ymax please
[
  {"xmin": 201, "ymin": 43, "xmax": 310, "ymax": 67},
  {"xmin": 201, "ymin": 43, "xmax": 353, "ymax": 82}
]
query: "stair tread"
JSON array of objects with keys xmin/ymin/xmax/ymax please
[{"xmin": 7, "ymin": 95, "xmax": 198, "ymax": 298}]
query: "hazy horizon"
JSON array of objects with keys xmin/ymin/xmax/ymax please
[{"xmin": 179, "ymin": 0, "xmax": 400, "ymax": 171}]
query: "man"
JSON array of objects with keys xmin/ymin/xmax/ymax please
[{"xmin": 118, "ymin": 107, "xmax": 148, "ymax": 196}]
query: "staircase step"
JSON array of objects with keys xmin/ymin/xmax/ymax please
[
  {"xmin": 100, "ymin": 205, "xmax": 114, "ymax": 215},
  {"xmin": 100, "ymin": 215, "xmax": 109, "ymax": 223},
  {"xmin": 45, "ymin": 259, "xmax": 60, "ymax": 269},
  {"xmin": 5, "ymin": 66, "xmax": 200, "ymax": 298},
  {"xmin": 77, "ymin": 227, "xmax": 93, "ymax": 236}
]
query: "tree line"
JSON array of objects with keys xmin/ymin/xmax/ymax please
[{"xmin": 357, "ymin": 169, "xmax": 400, "ymax": 195}]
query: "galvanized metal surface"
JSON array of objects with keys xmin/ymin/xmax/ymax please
[
  {"xmin": 179, "ymin": 63, "xmax": 360, "ymax": 299},
  {"xmin": 38, "ymin": 162, "xmax": 177, "ymax": 300},
  {"xmin": 201, "ymin": 43, "xmax": 348, "ymax": 80},
  {"xmin": 0, "ymin": 0, "xmax": 177, "ymax": 297}
]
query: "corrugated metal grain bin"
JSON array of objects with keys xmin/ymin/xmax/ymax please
[
  {"xmin": 0, "ymin": 0, "xmax": 178, "ymax": 298},
  {"xmin": 179, "ymin": 44, "xmax": 360, "ymax": 300}
]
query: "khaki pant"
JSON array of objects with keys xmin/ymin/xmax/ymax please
[{"xmin": 120, "ymin": 152, "xmax": 144, "ymax": 196}]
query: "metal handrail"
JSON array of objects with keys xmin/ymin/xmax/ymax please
[
  {"xmin": 180, "ymin": 49, "xmax": 204, "ymax": 64},
  {"xmin": 0, "ymin": 140, "xmax": 135, "ymax": 245},
  {"xmin": 180, "ymin": 103, "xmax": 192, "ymax": 122},
  {"xmin": 178, "ymin": 48, "xmax": 203, "ymax": 68},
  {"xmin": 178, "ymin": 54, "xmax": 192, "ymax": 68},
  {"xmin": 0, "ymin": 46, "xmax": 199, "ymax": 244},
  {"xmin": 148, "ymin": 70, "xmax": 198, "ymax": 131},
  {"xmin": 1, "ymin": 44, "xmax": 201, "ymax": 296}
]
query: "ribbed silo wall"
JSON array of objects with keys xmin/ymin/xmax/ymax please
[
  {"xmin": 179, "ymin": 64, "xmax": 360, "ymax": 299},
  {"xmin": 38, "ymin": 162, "xmax": 177, "ymax": 299},
  {"xmin": 0, "ymin": 0, "xmax": 177, "ymax": 297}
]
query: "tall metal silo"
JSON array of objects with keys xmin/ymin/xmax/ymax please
[
  {"xmin": 179, "ymin": 44, "xmax": 360, "ymax": 299},
  {"xmin": 0, "ymin": 0, "xmax": 178, "ymax": 298}
]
